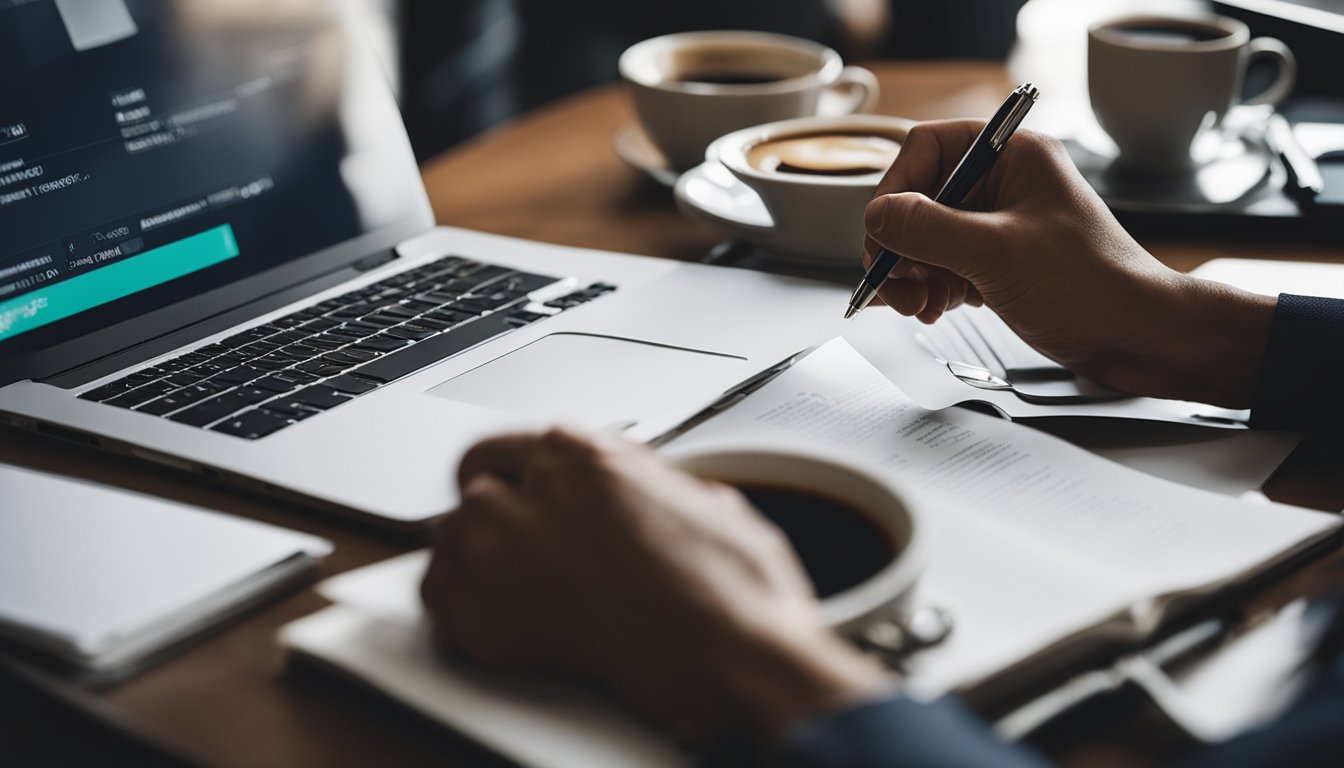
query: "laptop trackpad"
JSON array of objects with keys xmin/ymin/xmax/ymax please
[{"xmin": 426, "ymin": 333, "xmax": 749, "ymax": 426}]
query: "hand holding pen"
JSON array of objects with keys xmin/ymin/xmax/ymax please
[{"xmin": 845, "ymin": 83, "xmax": 1039, "ymax": 318}]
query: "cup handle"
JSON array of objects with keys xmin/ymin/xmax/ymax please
[
  {"xmin": 819, "ymin": 65, "xmax": 880, "ymax": 116},
  {"xmin": 856, "ymin": 605, "xmax": 955, "ymax": 670},
  {"xmin": 1241, "ymin": 37, "xmax": 1296, "ymax": 107}
]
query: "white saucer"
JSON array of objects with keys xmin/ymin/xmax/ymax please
[
  {"xmin": 612, "ymin": 125, "xmax": 680, "ymax": 187},
  {"xmin": 674, "ymin": 160, "xmax": 868, "ymax": 271},
  {"xmin": 1067, "ymin": 128, "xmax": 1284, "ymax": 211}
]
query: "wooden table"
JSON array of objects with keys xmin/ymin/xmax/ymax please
[{"xmin": 3, "ymin": 61, "xmax": 1343, "ymax": 768}]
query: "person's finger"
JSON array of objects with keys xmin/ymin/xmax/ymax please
[
  {"xmin": 457, "ymin": 432, "xmax": 541, "ymax": 489},
  {"xmin": 865, "ymin": 192, "xmax": 1003, "ymax": 279},
  {"xmin": 861, "ymin": 234, "xmax": 919, "ymax": 280},
  {"xmin": 875, "ymin": 271, "xmax": 928, "ymax": 317},
  {"xmin": 938, "ymin": 269, "xmax": 970, "ymax": 311},
  {"xmin": 877, "ymin": 120, "xmax": 986, "ymax": 198},
  {"xmin": 917, "ymin": 275, "xmax": 951, "ymax": 324}
]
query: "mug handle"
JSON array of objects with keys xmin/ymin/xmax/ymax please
[
  {"xmin": 819, "ymin": 65, "xmax": 880, "ymax": 116},
  {"xmin": 1241, "ymin": 37, "xmax": 1296, "ymax": 107}
]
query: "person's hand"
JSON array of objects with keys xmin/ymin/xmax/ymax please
[
  {"xmin": 420, "ymin": 428, "xmax": 891, "ymax": 746},
  {"xmin": 863, "ymin": 119, "xmax": 1277, "ymax": 408}
]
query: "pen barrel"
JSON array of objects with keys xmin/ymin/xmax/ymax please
[
  {"xmin": 934, "ymin": 140, "xmax": 999, "ymax": 207},
  {"xmin": 864, "ymin": 248, "xmax": 902, "ymax": 289}
]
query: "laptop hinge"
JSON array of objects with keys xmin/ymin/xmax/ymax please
[{"xmin": 353, "ymin": 248, "xmax": 399, "ymax": 272}]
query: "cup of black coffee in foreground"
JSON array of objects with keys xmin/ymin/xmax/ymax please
[
  {"xmin": 1089, "ymin": 14, "xmax": 1295, "ymax": 175},
  {"xmin": 620, "ymin": 31, "xmax": 879, "ymax": 170},
  {"xmin": 667, "ymin": 446, "xmax": 926, "ymax": 646},
  {"xmin": 679, "ymin": 114, "xmax": 912, "ymax": 266}
]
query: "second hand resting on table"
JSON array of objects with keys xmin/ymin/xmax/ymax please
[{"xmin": 421, "ymin": 121, "xmax": 1340, "ymax": 764}]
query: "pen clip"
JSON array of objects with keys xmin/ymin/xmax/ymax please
[{"xmin": 990, "ymin": 83, "xmax": 1040, "ymax": 150}]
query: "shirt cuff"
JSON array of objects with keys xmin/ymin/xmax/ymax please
[
  {"xmin": 1250, "ymin": 294, "xmax": 1344, "ymax": 430},
  {"xmin": 774, "ymin": 693, "xmax": 1050, "ymax": 768}
]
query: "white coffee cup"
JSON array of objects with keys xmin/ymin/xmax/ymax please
[
  {"xmin": 667, "ymin": 445, "xmax": 926, "ymax": 642},
  {"xmin": 620, "ymin": 31, "xmax": 879, "ymax": 171},
  {"xmin": 683, "ymin": 114, "xmax": 911, "ymax": 267},
  {"xmin": 1088, "ymin": 14, "xmax": 1295, "ymax": 175}
]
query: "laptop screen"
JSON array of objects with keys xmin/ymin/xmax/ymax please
[{"xmin": 0, "ymin": 1, "xmax": 428, "ymax": 372}]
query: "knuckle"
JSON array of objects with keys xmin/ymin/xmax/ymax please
[
  {"xmin": 1022, "ymin": 129, "xmax": 1065, "ymax": 158},
  {"xmin": 539, "ymin": 426, "xmax": 601, "ymax": 460},
  {"xmin": 460, "ymin": 473, "xmax": 503, "ymax": 504}
]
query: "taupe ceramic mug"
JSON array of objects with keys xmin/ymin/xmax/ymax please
[
  {"xmin": 620, "ymin": 31, "xmax": 879, "ymax": 171},
  {"xmin": 1088, "ymin": 14, "xmax": 1295, "ymax": 175}
]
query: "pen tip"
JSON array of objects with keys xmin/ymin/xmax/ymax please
[{"xmin": 843, "ymin": 306, "xmax": 858, "ymax": 320}]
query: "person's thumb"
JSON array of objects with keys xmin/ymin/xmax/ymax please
[{"xmin": 864, "ymin": 192, "xmax": 999, "ymax": 280}]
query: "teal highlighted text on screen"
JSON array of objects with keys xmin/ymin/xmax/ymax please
[{"xmin": 0, "ymin": 224, "xmax": 238, "ymax": 342}]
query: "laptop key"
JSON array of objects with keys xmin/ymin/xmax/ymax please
[
  {"xmin": 252, "ymin": 374, "xmax": 302, "ymax": 393},
  {"xmin": 139, "ymin": 381, "xmax": 226, "ymax": 416},
  {"xmin": 506, "ymin": 311, "xmax": 548, "ymax": 327},
  {"xmin": 299, "ymin": 317, "xmax": 339, "ymax": 332},
  {"xmin": 355, "ymin": 312, "xmax": 515, "ymax": 384},
  {"xmin": 353, "ymin": 335, "xmax": 410, "ymax": 353},
  {"xmin": 322, "ymin": 349, "xmax": 379, "ymax": 365},
  {"xmin": 324, "ymin": 374, "xmax": 380, "ymax": 395},
  {"xmin": 376, "ymin": 305, "xmax": 420, "ymax": 320},
  {"xmin": 288, "ymin": 386, "xmax": 352, "ymax": 410},
  {"xmin": 80, "ymin": 380, "xmax": 137, "ymax": 402},
  {"xmin": 169, "ymin": 388, "xmax": 272, "ymax": 426},
  {"xmin": 383, "ymin": 324, "xmax": 437, "ymax": 341},
  {"xmin": 211, "ymin": 366, "xmax": 259, "ymax": 386},
  {"xmin": 210, "ymin": 409, "xmax": 291, "ymax": 439},
  {"xmin": 105, "ymin": 385, "xmax": 168, "ymax": 409},
  {"xmin": 295, "ymin": 360, "xmax": 350, "ymax": 377},
  {"xmin": 262, "ymin": 401, "xmax": 322, "ymax": 421}
]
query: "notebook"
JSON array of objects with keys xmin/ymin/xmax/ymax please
[
  {"xmin": 0, "ymin": 462, "xmax": 331, "ymax": 682},
  {"xmin": 278, "ymin": 340, "xmax": 1339, "ymax": 767}
]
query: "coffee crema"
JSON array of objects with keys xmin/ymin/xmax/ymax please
[
  {"xmin": 737, "ymin": 483, "xmax": 896, "ymax": 598},
  {"xmin": 747, "ymin": 133, "xmax": 900, "ymax": 176}
]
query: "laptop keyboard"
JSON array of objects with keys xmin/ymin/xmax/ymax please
[{"xmin": 77, "ymin": 254, "xmax": 617, "ymax": 439}]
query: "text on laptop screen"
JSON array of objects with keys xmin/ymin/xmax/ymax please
[{"xmin": 0, "ymin": 1, "xmax": 421, "ymax": 356}]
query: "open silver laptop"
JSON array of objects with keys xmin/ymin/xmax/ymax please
[{"xmin": 0, "ymin": 2, "xmax": 848, "ymax": 528}]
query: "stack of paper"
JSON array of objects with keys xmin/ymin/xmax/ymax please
[{"xmin": 0, "ymin": 463, "xmax": 331, "ymax": 681}]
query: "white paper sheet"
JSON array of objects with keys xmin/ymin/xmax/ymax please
[
  {"xmin": 845, "ymin": 308, "xmax": 1249, "ymax": 427},
  {"xmin": 1191, "ymin": 258, "xmax": 1344, "ymax": 299},
  {"xmin": 1029, "ymin": 418, "xmax": 1300, "ymax": 497}
]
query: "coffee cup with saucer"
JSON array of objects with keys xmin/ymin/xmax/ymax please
[
  {"xmin": 675, "ymin": 114, "xmax": 912, "ymax": 269},
  {"xmin": 665, "ymin": 444, "xmax": 951, "ymax": 664}
]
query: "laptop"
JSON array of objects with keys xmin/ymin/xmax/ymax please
[{"xmin": 0, "ymin": 1, "xmax": 849, "ymax": 528}]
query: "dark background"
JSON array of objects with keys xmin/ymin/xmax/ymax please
[{"xmin": 397, "ymin": 0, "xmax": 1026, "ymax": 161}]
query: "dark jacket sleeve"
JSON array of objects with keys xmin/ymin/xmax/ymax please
[
  {"xmin": 773, "ymin": 694, "xmax": 1051, "ymax": 768},
  {"xmin": 776, "ymin": 631, "xmax": 1344, "ymax": 768},
  {"xmin": 1249, "ymin": 294, "xmax": 1344, "ymax": 429}
]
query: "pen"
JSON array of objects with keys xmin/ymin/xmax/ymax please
[
  {"xmin": 1265, "ymin": 113, "xmax": 1324, "ymax": 201},
  {"xmin": 844, "ymin": 83, "xmax": 1040, "ymax": 319}
]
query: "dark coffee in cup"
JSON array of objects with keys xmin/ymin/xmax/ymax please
[
  {"xmin": 1104, "ymin": 23, "xmax": 1230, "ymax": 46},
  {"xmin": 746, "ymin": 133, "xmax": 900, "ymax": 176},
  {"xmin": 738, "ymin": 483, "xmax": 896, "ymax": 598},
  {"xmin": 674, "ymin": 70, "xmax": 789, "ymax": 85}
]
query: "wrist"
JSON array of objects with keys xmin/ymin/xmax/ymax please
[
  {"xmin": 1159, "ymin": 274, "xmax": 1277, "ymax": 408},
  {"xmin": 710, "ymin": 618, "xmax": 896, "ymax": 745}
]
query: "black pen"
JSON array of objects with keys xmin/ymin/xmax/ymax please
[{"xmin": 844, "ymin": 83, "xmax": 1039, "ymax": 319}]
